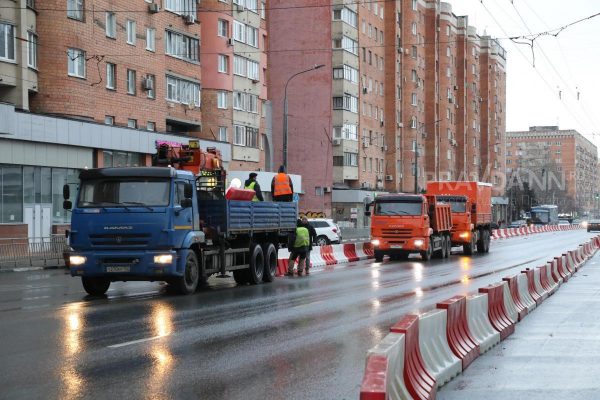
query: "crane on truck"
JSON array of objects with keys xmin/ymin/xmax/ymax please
[
  {"xmin": 63, "ymin": 139, "xmax": 297, "ymax": 296},
  {"xmin": 366, "ymin": 194, "xmax": 453, "ymax": 262},
  {"xmin": 426, "ymin": 181, "xmax": 492, "ymax": 255}
]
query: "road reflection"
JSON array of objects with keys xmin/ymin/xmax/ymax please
[
  {"xmin": 145, "ymin": 303, "xmax": 175, "ymax": 400},
  {"xmin": 60, "ymin": 302, "xmax": 85, "ymax": 400}
]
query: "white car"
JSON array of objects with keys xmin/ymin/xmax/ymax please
[{"xmin": 307, "ymin": 218, "xmax": 341, "ymax": 246}]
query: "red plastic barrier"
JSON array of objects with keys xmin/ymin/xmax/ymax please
[
  {"xmin": 360, "ymin": 354, "xmax": 387, "ymax": 400},
  {"xmin": 554, "ymin": 256, "xmax": 569, "ymax": 282},
  {"xmin": 320, "ymin": 245, "xmax": 337, "ymax": 265},
  {"xmin": 343, "ymin": 243, "xmax": 360, "ymax": 262},
  {"xmin": 436, "ymin": 296, "xmax": 479, "ymax": 370},
  {"xmin": 563, "ymin": 252, "xmax": 576, "ymax": 274},
  {"xmin": 502, "ymin": 276, "xmax": 528, "ymax": 321},
  {"xmin": 537, "ymin": 265, "xmax": 554, "ymax": 295},
  {"xmin": 391, "ymin": 315, "xmax": 436, "ymax": 400},
  {"xmin": 521, "ymin": 268, "xmax": 543, "ymax": 305},
  {"xmin": 363, "ymin": 242, "xmax": 375, "ymax": 257},
  {"xmin": 549, "ymin": 260, "xmax": 562, "ymax": 286},
  {"xmin": 479, "ymin": 284, "xmax": 515, "ymax": 340}
]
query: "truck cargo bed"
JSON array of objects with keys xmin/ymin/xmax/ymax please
[{"xmin": 199, "ymin": 200, "xmax": 297, "ymax": 235}]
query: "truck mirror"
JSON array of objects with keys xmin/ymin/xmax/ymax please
[
  {"xmin": 63, "ymin": 200, "xmax": 72, "ymax": 210},
  {"xmin": 364, "ymin": 211, "xmax": 371, "ymax": 217},
  {"xmin": 63, "ymin": 184, "xmax": 70, "ymax": 200},
  {"xmin": 180, "ymin": 198, "xmax": 193, "ymax": 208},
  {"xmin": 184, "ymin": 182, "xmax": 193, "ymax": 199}
]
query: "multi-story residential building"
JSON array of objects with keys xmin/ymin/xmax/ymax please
[
  {"xmin": 268, "ymin": 0, "xmax": 506, "ymax": 223},
  {"xmin": 506, "ymin": 126, "xmax": 598, "ymax": 213},
  {"xmin": 200, "ymin": 0, "xmax": 270, "ymax": 171}
]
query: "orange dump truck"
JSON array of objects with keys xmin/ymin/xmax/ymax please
[
  {"xmin": 426, "ymin": 181, "xmax": 492, "ymax": 255},
  {"xmin": 366, "ymin": 194, "xmax": 452, "ymax": 262}
]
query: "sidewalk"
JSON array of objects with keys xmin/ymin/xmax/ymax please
[{"xmin": 438, "ymin": 252, "xmax": 600, "ymax": 400}]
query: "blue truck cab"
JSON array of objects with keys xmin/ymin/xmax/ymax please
[{"xmin": 65, "ymin": 166, "xmax": 297, "ymax": 295}]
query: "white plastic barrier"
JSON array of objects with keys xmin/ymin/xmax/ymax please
[
  {"xmin": 560, "ymin": 255, "xmax": 573, "ymax": 278},
  {"xmin": 366, "ymin": 332, "xmax": 412, "ymax": 400},
  {"xmin": 355, "ymin": 244, "xmax": 370, "ymax": 260},
  {"xmin": 516, "ymin": 273, "xmax": 537, "ymax": 313},
  {"xmin": 501, "ymin": 281, "xmax": 518, "ymax": 323},
  {"xmin": 548, "ymin": 261, "xmax": 562, "ymax": 288},
  {"xmin": 331, "ymin": 244, "xmax": 349, "ymax": 264},
  {"xmin": 466, "ymin": 294, "xmax": 501, "ymax": 354},
  {"xmin": 533, "ymin": 268, "xmax": 549, "ymax": 301},
  {"xmin": 418, "ymin": 309, "xmax": 462, "ymax": 387},
  {"xmin": 309, "ymin": 249, "xmax": 327, "ymax": 269}
]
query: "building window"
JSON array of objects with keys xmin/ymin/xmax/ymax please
[
  {"xmin": 333, "ymin": 36, "xmax": 358, "ymax": 55},
  {"xmin": 411, "ymin": 45, "xmax": 417, "ymax": 58},
  {"xmin": 67, "ymin": 0, "xmax": 84, "ymax": 20},
  {"xmin": 126, "ymin": 69, "xmax": 136, "ymax": 94},
  {"xmin": 233, "ymin": 55, "xmax": 247, "ymax": 76},
  {"xmin": 106, "ymin": 63, "xmax": 116, "ymax": 89},
  {"xmin": 165, "ymin": 30, "xmax": 199, "ymax": 62},
  {"xmin": 27, "ymin": 32, "xmax": 37, "ymax": 68},
  {"xmin": 164, "ymin": 0, "xmax": 197, "ymax": 18},
  {"xmin": 217, "ymin": 91, "xmax": 228, "ymax": 109},
  {"xmin": 233, "ymin": 125, "xmax": 259, "ymax": 148},
  {"xmin": 146, "ymin": 28, "xmax": 155, "ymax": 51},
  {"xmin": 333, "ymin": 65, "xmax": 358, "ymax": 84},
  {"xmin": 412, "ymin": 0, "xmax": 417, "ymax": 10},
  {"xmin": 67, "ymin": 48, "xmax": 86, "ymax": 78},
  {"xmin": 104, "ymin": 116, "xmax": 114, "ymax": 125},
  {"xmin": 247, "ymin": 60, "xmax": 259, "ymax": 80},
  {"xmin": 146, "ymin": 75, "xmax": 155, "ymax": 98},
  {"xmin": 127, "ymin": 119, "xmax": 137, "ymax": 129},
  {"xmin": 332, "ymin": 7, "xmax": 357, "ymax": 28},
  {"xmin": 218, "ymin": 126, "xmax": 227, "ymax": 141},
  {"xmin": 233, "ymin": 21, "xmax": 246, "ymax": 42},
  {"xmin": 0, "ymin": 23, "xmax": 16, "ymax": 62},
  {"xmin": 260, "ymin": 1, "xmax": 266, "ymax": 18},
  {"xmin": 218, "ymin": 54, "xmax": 229, "ymax": 73},
  {"xmin": 126, "ymin": 20, "xmax": 136, "ymax": 45},
  {"xmin": 218, "ymin": 19, "xmax": 229, "ymax": 37},
  {"xmin": 166, "ymin": 75, "xmax": 200, "ymax": 107},
  {"xmin": 246, "ymin": 25, "xmax": 259, "ymax": 48},
  {"xmin": 105, "ymin": 12, "xmax": 116, "ymax": 38},
  {"xmin": 410, "ymin": 117, "xmax": 417, "ymax": 129},
  {"xmin": 411, "ymin": 22, "xmax": 417, "ymax": 35},
  {"xmin": 332, "ymin": 94, "xmax": 358, "ymax": 113},
  {"xmin": 343, "ymin": 152, "xmax": 358, "ymax": 167},
  {"xmin": 411, "ymin": 93, "xmax": 417, "ymax": 106},
  {"xmin": 233, "ymin": 91, "xmax": 258, "ymax": 113}
]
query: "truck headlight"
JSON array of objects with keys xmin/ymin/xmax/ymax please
[
  {"xmin": 414, "ymin": 239, "xmax": 424, "ymax": 247},
  {"xmin": 371, "ymin": 239, "xmax": 380, "ymax": 246},
  {"xmin": 154, "ymin": 254, "xmax": 173, "ymax": 264},
  {"xmin": 69, "ymin": 255, "xmax": 86, "ymax": 266},
  {"xmin": 582, "ymin": 221, "xmax": 589, "ymax": 228},
  {"xmin": 459, "ymin": 232, "xmax": 470, "ymax": 239}
]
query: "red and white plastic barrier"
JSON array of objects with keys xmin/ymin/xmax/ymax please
[
  {"xmin": 360, "ymin": 235, "xmax": 600, "ymax": 399},
  {"xmin": 491, "ymin": 223, "xmax": 583, "ymax": 241}
]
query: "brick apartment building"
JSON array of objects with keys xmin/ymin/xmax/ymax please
[
  {"xmin": 0, "ymin": 0, "xmax": 282, "ymax": 239},
  {"xmin": 506, "ymin": 126, "xmax": 598, "ymax": 214},
  {"xmin": 268, "ymin": 0, "xmax": 507, "ymax": 224}
]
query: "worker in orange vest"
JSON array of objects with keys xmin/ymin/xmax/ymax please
[{"xmin": 271, "ymin": 165, "xmax": 294, "ymax": 202}]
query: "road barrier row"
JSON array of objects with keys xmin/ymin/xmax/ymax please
[
  {"xmin": 359, "ymin": 235, "xmax": 600, "ymax": 400},
  {"xmin": 491, "ymin": 223, "xmax": 582, "ymax": 240}
]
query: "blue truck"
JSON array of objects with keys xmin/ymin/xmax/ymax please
[{"xmin": 63, "ymin": 165, "xmax": 297, "ymax": 295}]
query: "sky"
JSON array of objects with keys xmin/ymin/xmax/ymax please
[{"xmin": 448, "ymin": 0, "xmax": 600, "ymax": 147}]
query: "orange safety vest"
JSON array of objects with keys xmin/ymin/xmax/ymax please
[{"xmin": 273, "ymin": 173, "xmax": 292, "ymax": 196}]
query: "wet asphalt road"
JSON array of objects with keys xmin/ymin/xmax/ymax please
[{"xmin": 0, "ymin": 230, "xmax": 595, "ymax": 400}]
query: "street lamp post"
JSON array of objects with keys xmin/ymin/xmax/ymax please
[{"xmin": 283, "ymin": 64, "xmax": 325, "ymax": 171}]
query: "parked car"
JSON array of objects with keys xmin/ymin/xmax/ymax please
[
  {"xmin": 307, "ymin": 218, "xmax": 341, "ymax": 246},
  {"xmin": 508, "ymin": 220, "xmax": 527, "ymax": 228},
  {"xmin": 558, "ymin": 219, "xmax": 571, "ymax": 226},
  {"xmin": 587, "ymin": 220, "xmax": 600, "ymax": 232}
]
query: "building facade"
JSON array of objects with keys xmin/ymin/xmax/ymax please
[{"xmin": 506, "ymin": 126, "xmax": 598, "ymax": 214}]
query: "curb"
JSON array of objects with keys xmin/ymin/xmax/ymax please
[{"xmin": 359, "ymin": 235, "xmax": 600, "ymax": 400}]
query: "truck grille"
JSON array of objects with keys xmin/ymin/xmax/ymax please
[
  {"xmin": 89, "ymin": 233, "xmax": 151, "ymax": 247},
  {"xmin": 380, "ymin": 228, "xmax": 413, "ymax": 239}
]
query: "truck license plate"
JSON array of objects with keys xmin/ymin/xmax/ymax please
[
  {"xmin": 106, "ymin": 265, "xmax": 130, "ymax": 273},
  {"xmin": 390, "ymin": 244, "xmax": 403, "ymax": 249}
]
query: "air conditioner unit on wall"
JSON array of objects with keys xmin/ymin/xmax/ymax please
[
  {"xmin": 148, "ymin": 2, "xmax": 160, "ymax": 13},
  {"xmin": 363, "ymin": 141, "xmax": 369, "ymax": 148},
  {"xmin": 385, "ymin": 174, "xmax": 393, "ymax": 181},
  {"xmin": 142, "ymin": 77, "xmax": 154, "ymax": 91},
  {"xmin": 333, "ymin": 139, "xmax": 342, "ymax": 146},
  {"xmin": 228, "ymin": 38, "xmax": 234, "ymax": 46},
  {"xmin": 323, "ymin": 187, "xmax": 332, "ymax": 193},
  {"xmin": 236, "ymin": 3, "xmax": 245, "ymax": 11},
  {"xmin": 184, "ymin": 14, "xmax": 196, "ymax": 24}
]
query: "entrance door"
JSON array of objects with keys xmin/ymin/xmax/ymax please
[{"xmin": 24, "ymin": 204, "xmax": 52, "ymax": 242}]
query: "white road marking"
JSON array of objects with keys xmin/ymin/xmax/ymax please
[{"xmin": 107, "ymin": 334, "xmax": 169, "ymax": 349}]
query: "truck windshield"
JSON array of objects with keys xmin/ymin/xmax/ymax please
[
  {"xmin": 531, "ymin": 210, "xmax": 549, "ymax": 224},
  {"xmin": 449, "ymin": 201, "xmax": 466, "ymax": 213},
  {"xmin": 78, "ymin": 179, "xmax": 170, "ymax": 207},
  {"xmin": 374, "ymin": 201, "xmax": 422, "ymax": 216}
]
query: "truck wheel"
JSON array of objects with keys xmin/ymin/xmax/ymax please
[
  {"xmin": 374, "ymin": 250, "xmax": 384, "ymax": 262},
  {"xmin": 247, "ymin": 244, "xmax": 265, "ymax": 284},
  {"xmin": 483, "ymin": 230, "xmax": 491, "ymax": 253},
  {"xmin": 174, "ymin": 250, "xmax": 199, "ymax": 295},
  {"xmin": 81, "ymin": 277, "xmax": 110, "ymax": 296},
  {"xmin": 476, "ymin": 229, "xmax": 486, "ymax": 253},
  {"xmin": 463, "ymin": 235, "xmax": 475, "ymax": 255},
  {"xmin": 262, "ymin": 243, "xmax": 277, "ymax": 282},
  {"xmin": 420, "ymin": 238, "xmax": 432, "ymax": 261},
  {"xmin": 443, "ymin": 235, "xmax": 450, "ymax": 258}
]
